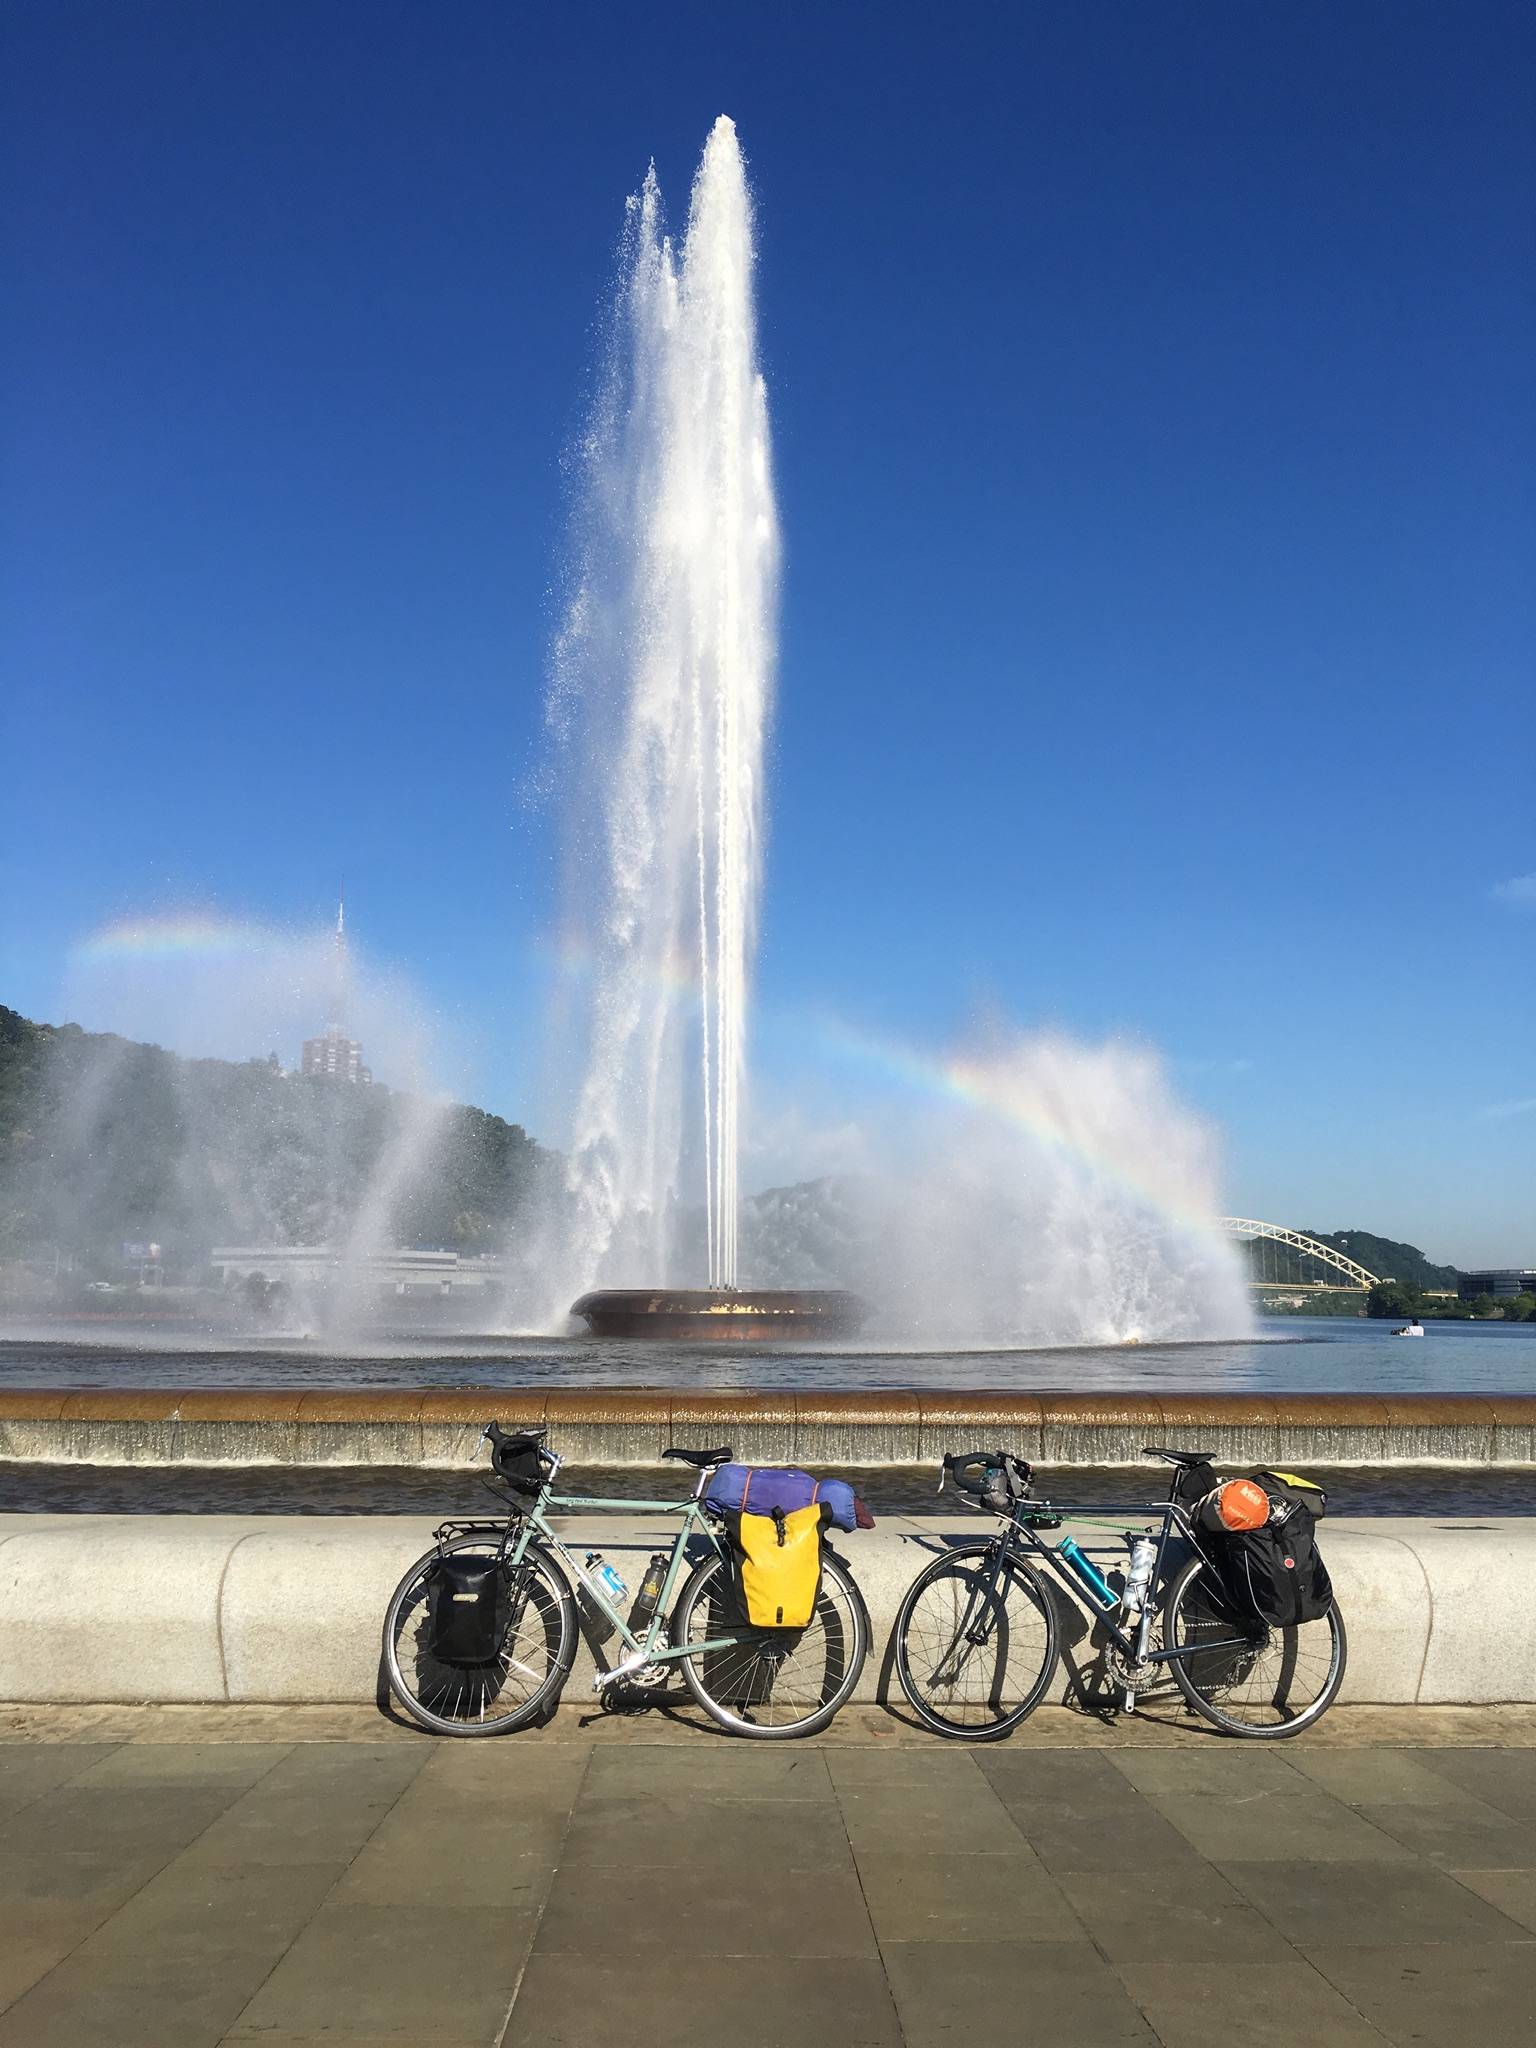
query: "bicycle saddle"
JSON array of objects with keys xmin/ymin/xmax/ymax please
[
  {"xmin": 662, "ymin": 1445, "xmax": 733, "ymax": 1468},
  {"xmin": 486, "ymin": 1422, "xmax": 546, "ymax": 1444},
  {"xmin": 1142, "ymin": 1446, "xmax": 1214, "ymax": 1466}
]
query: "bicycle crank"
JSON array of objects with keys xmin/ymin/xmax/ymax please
[
  {"xmin": 1107, "ymin": 1645, "xmax": 1158, "ymax": 1696},
  {"xmin": 592, "ymin": 1650, "xmax": 671, "ymax": 1692}
]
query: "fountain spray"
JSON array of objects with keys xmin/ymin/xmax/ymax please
[{"xmin": 547, "ymin": 116, "xmax": 779, "ymax": 1307}]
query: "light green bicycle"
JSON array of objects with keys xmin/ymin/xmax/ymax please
[{"xmin": 382, "ymin": 1423, "xmax": 869, "ymax": 1739}]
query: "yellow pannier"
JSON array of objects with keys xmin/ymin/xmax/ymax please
[{"xmin": 734, "ymin": 1502, "xmax": 827, "ymax": 1628}]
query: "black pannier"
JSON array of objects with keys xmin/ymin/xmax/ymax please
[
  {"xmin": 427, "ymin": 1552, "xmax": 511, "ymax": 1665},
  {"xmin": 1215, "ymin": 1493, "xmax": 1333, "ymax": 1629},
  {"xmin": 1251, "ymin": 1469, "xmax": 1328, "ymax": 1519}
]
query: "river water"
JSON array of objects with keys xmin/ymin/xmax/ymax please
[{"xmin": 0, "ymin": 1315, "xmax": 1531, "ymax": 1393}]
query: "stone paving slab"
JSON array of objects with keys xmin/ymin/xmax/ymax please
[{"xmin": 0, "ymin": 1729, "xmax": 1531, "ymax": 2045}]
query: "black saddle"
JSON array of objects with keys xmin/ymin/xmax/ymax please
[
  {"xmin": 662, "ymin": 1444, "xmax": 733, "ymax": 1469},
  {"xmin": 1142, "ymin": 1446, "xmax": 1214, "ymax": 1467}
]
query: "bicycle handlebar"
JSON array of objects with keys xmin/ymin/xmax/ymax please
[
  {"xmin": 939, "ymin": 1449, "xmax": 1033, "ymax": 1508},
  {"xmin": 480, "ymin": 1421, "xmax": 557, "ymax": 1494}
]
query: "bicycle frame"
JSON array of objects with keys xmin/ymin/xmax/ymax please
[
  {"xmin": 436, "ymin": 1450, "xmax": 743, "ymax": 1688},
  {"xmin": 981, "ymin": 1496, "xmax": 1255, "ymax": 1672}
]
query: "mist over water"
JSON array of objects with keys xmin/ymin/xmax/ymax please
[
  {"xmin": 2, "ymin": 928, "xmax": 521, "ymax": 1342},
  {"xmin": 536, "ymin": 116, "xmax": 777, "ymax": 1320},
  {"xmin": 743, "ymin": 1035, "xmax": 1253, "ymax": 1345}
]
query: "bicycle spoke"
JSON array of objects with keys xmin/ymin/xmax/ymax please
[
  {"xmin": 897, "ymin": 1550, "xmax": 1056, "ymax": 1735},
  {"xmin": 1167, "ymin": 1560, "xmax": 1345, "ymax": 1735},
  {"xmin": 679, "ymin": 1553, "xmax": 865, "ymax": 1734},
  {"xmin": 388, "ymin": 1542, "xmax": 570, "ymax": 1733}
]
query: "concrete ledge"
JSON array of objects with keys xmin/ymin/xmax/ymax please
[
  {"xmin": 1, "ymin": 1513, "xmax": 1532, "ymax": 1708},
  {"xmin": 2, "ymin": 1388, "xmax": 1534, "ymax": 1466}
]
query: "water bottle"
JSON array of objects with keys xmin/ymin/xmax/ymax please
[
  {"xmin": 626, "ymin": 1552, "xmax": 669, "ymax": 1636},
  {"xmin": 1120, "ymin": 1535, "xmax": 1157, "ymax": 1617},
  {"xmin": 581, "ymin": 1553, "xmax": 628, "ymax": 1642},
  {"xmin": 1058, "ymin": 1537, "xmax": 1117, "ymax": 1613},
  {"xmin": 586, "ymin": 1553, "xmax": 627, "ymax": 1606}
]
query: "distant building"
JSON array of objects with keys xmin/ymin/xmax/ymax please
[
  {"xmin": 1458, "ymin": 1269, "xmax": 1536, "ymax": 1302},
  {"xmin": 302, "ymin": 1028, "xmax": 371, "ymax": 1084},
  {"xmin": 300, "ymin": 890, "xmax": 371, "ymax": 1082},
  {"xmin": 211, "ymin": 1246, "xmax": 505, "ymax": 1300}
]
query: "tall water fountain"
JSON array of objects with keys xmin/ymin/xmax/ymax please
[
  {"xmin": 533, "ymin": 116, "xmax": 1247, "ymax": 1349},
  {"xmin": 545, "ymin": 117, "xmax": 861, "ymax": 1338}
]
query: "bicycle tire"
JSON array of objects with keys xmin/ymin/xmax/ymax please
[
  {"xmin": 1162, "ymin": 1554, "xmax": 1347, "ymax": 1739},
  {"xmin": 671, "ymin": 1546, "xmax": 867, "ymax": 1738},
  {"xmin": 383, "ymin": 1534, "xmax": 576, "ymax": 1737},
  {"xmin": 894, "ymin": 1539, "xmax": 1060, "ymax": 1740}
]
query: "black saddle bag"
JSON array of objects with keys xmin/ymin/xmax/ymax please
[{"xmin": 427, "ymin": 1552, "xmax": 511, "ymax": 1666}]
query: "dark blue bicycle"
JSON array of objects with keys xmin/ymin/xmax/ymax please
[{"xmin": 894, "ymin": 1447, "xmax": 1347, "ymax": 1740}]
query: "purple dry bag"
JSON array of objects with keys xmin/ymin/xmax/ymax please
[{"xmin": 703, "ymin": 1463, "xmax": 865, "ymax": 1533}]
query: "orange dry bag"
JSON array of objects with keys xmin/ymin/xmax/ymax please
[{"xmin": 1196, "ymin": 1478, "xmax": 1270, "ymax": 1533}]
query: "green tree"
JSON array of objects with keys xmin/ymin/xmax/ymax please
[
  {"xmin": 1366, "ymin": 1281, "xmax": 1423, "ymax": 1320},
  {"xmin": 0, "ymin": 1004, "xmax": 554, "ymax": 1269}
]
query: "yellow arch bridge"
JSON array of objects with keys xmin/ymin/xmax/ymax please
[{"xmin": 1219, "ymin": 1220, "xmax": 1381, "ymax": 1292}]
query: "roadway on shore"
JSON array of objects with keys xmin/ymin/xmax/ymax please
[{"xmin": 1, "ymin": 1705, "xmax": 1533, "ymax": 2045}]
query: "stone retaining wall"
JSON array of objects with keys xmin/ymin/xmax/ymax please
[
  {"xmin": 2, "ymin": 1513, "xmax": 1532, "ymax": 1707},
  {"xmin": 0, "ymin": 1389, "xmax": 1533, "ymax": 1466}
]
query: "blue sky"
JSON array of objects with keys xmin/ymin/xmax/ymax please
[{"xmin": 2, "ymin": 4, "xmax": 1532, "ymax": 1264}]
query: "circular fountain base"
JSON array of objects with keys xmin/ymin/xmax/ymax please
[{"xmin": 570, "ymin": 1287, "xmax": 869, "ymax": 1342}]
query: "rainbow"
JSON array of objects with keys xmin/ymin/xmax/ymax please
[
  {"xmin": 72, "ymin": 914, "xmax": 278, "ymax": 964},
  {"xmin": 794, "ymin": 1010, "xmax": 1225, "ymax": 1235},
  {"xmin": 545, "ymin": 924, "xmax": 1227, "ymax": 1236}
]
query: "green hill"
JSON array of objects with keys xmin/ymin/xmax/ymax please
[
  {"xmin": 0, "ymin": 1004, "xmax": 552, "ymax": 1275},
  {"xmin": 1294, "ymin": 1228, "xmax": 1460, "ymax": 1292}
]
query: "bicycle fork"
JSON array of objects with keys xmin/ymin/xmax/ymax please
[{"xmin": 930, "ymin": 1542, "xmax": 1011, "ymax": 1689}]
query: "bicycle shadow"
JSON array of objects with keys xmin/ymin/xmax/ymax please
[{"xmin": 869, "ymin": 1528, "xmax": 1187, "ymax": 1730}]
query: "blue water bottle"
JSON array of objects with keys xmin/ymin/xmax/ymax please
[{"xmin": 1058, "ymin": 1537, "xmax": 1117, "ymax": 1612}]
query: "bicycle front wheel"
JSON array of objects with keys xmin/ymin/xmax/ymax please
[
  {"xmin": 894, "ymin": 1540, "xmax": 1060, "ymax": 1739},
  {"xmin": 672, "ymin": 1547, "xmax": 868, "ymax": 1738},
  {"xmin": 383, "ymin": 1535, "xmax": 576, "ymax": 1737},
  {"xmin": 1163, "ymin": 1555, "xmax": 1347, "ymax": 1738}
]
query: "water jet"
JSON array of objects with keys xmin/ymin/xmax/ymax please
[{"xmin": 545, "ymin": 120, "xmax": 1251, "ymax": 1349}]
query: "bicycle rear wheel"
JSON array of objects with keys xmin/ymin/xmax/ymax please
[
  {"xmin": 1163, "ymin": 1555, "xmax": 1347, "ymax": 1738},
  {"xmin": 383, "ymin": 1535, "xmax": 576, "ymax": 1736},
  {"xmin": 894, "ymin": 1539, "xmax": 1059, "ymax": 1739},
  {"xmin": 672, "ymin": 1548, "xmax": 867, "ymax": 1738}
]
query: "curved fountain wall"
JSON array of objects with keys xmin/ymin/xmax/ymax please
[{"xmin": 1, "ymin": 1389, "xmax": 1533, "ymax": 1466}]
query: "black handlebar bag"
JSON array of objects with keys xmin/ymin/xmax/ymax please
[
  {"xmin": 427, "ymin": 1552, "xmax": 513, "ymax": 1666},
  {"xmin": 491, "ymin": 1434, "xmax": 548, "ymax": 1501}
]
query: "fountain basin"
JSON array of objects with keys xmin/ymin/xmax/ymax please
[{"xmin": 569, "ymin": 1288, "xmax": 869, "ymax": 1342}]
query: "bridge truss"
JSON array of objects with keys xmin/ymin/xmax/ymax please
[{"xmin": 1219, "ymin": 1219, "xmax": 1381, "ymax": 1290}]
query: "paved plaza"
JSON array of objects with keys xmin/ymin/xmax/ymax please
[{"xmin": 0, "ymin": 1707, "xmax": 1533, "ymax": 2046}]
